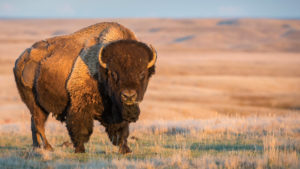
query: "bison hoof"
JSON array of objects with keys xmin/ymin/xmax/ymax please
[
  {"xmin": 44, "ymin": 144, "xmax": 54, "ymax": 151},
  {"xmin": 119, "ymin": 145, "xmax": 132, "ymax": 154},
  {"xmin": 75, "ymin": 145, "xmax": 85, "ymax": 153}
]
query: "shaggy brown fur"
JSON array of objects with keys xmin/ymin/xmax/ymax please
[{"xmin": 13, "ymin": 22, "xmax": 157, "ymax": 153}]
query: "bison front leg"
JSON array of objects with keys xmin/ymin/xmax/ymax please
[
  {"xmin": 106, "ymin": 122, "xmax": 131, "ymax": 154},
  {"xmin": 66, "ymin": 108, "xmax": 94, "ymax": 153},
  {"xmin": 118, "ymin": 123, "xmax": 132, "ymax": 154}
]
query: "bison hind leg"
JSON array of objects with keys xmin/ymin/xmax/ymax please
[
  {"xmin": 31, "ymin": 104, "xmax": 53, "ymax": 151},
  {"xmin": 15, "ymin": 77, "xmax": 53, "ymax": 151},
  {"xmin": 31, "ymin": 116, "xmax": 41, "ymax": 148}
]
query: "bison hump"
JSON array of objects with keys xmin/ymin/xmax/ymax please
[{"xmin": 35, "ymin": 38, "xmax": 82, "ymax": 115}]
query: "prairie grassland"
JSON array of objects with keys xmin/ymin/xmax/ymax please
[
  {"xmin": 0, "ymin": 114, "xmax": 299, "ymax": 169},
  {"xmin": 0, "ymin": 19, "xmax": 300, "ymax": 168}
]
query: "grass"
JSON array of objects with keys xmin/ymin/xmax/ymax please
[{"xmin": 0, "ymin": 114, "xmax": 299, "ymax": 169}]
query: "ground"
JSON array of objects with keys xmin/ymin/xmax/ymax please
[{"xmin": 0, "ymin": 19, "xmax": 299, "ymax": 168}]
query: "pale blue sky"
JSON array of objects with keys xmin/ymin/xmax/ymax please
[{"xmin": 0, "ymin": 0, "xmax": 300, "ymax": 18}]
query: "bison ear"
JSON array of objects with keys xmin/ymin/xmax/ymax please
[
  {"xmin": 98, "ymin": 45, "xmax": 107, "ymax": 69},
  {"xmin": 147, "ymin": 44, "xmax": 157, "ymax": 68}
]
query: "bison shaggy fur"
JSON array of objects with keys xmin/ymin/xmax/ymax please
[{"xmin": 13, "ymin": 22, "xmax": 157, "ymax": 153}]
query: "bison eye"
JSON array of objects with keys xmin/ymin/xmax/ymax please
[
  {"xmin": 139, "ymin": 72, "xmax": 145, "ymax": 80},
  {"xmin": 109, "ymin": 71, "xmax": 118, "ymax": 82}
]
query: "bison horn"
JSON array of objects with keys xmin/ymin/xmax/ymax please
[
  {"xmin": 147, "ymin": 45, "xmax": 157, "ymax": 68},
  {"xmin": 98, "ymin": 45, "xmax": 107, "ymax": 69}
]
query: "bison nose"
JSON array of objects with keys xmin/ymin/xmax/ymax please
[{"xmin": 121, "ymin": 90, "xmax": 137, "ymax": 103}]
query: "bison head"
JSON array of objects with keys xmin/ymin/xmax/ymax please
[{"xmin": 98, "ymin": 40, "xmax": 156, "ymax": 122}]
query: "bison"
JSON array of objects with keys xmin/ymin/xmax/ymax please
[{"xmin": 13, "ymin": 22, "xmax": 157, "ymax": 153}]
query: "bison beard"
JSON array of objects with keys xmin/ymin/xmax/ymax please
[{"xmin": 121, "ymin": 104, "xmax": 140, "ymax": 122}]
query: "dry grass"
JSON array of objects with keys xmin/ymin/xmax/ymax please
[{"xmin": 0, "ymin": 114, "xmax": 299, "ymax": 168}]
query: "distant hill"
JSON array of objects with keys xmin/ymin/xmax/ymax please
[
  {"xmin": 133, "ymin": 18, "xmax": 300, "ymax": 52},
  {"xmin": 0, "ymin": 18, "xmax": 299, "ymax": 52}
]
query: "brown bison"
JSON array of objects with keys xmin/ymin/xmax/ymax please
[{"xmin": 13, "ymin": 22, "xmax": 157, "ymax": 153}]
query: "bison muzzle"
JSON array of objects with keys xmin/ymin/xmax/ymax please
[{"xmin": 13, "ymin": 22, "xmax": 157, "ymax": 154}]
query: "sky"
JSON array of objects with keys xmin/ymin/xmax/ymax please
[{"xmin": 0, "ymin": 0, "xmax": 300, "ymax": 19}]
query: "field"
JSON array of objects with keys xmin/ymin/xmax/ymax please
[{"xmin": 0, "ymin": 18, "xmax": 300, "ymax": 168}]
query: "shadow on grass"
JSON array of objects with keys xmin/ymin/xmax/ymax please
[
  {"xmin": 190, "ymin": 143, "xmax": 263, "ymax": 151},
  {"xmin": 0, "ymin": 146, "xmax": 26, "ymax": 151},
  {"xmin": 164, "ymin": 127, "xmax": 190, "ymax": 135},
  {"xmin": 94, "ymin": 150, "xmax": 106, "ymax": 155}
]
